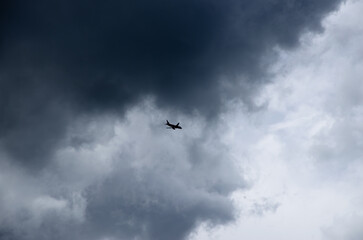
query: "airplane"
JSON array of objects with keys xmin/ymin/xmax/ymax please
[{"xmin": 165, "ymin": 120, "xmax": 182, "ymax": 130}]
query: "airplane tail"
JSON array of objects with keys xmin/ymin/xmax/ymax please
[{"xmin": 166, "ymin": 120, "xmax": 169, "ymax": 124}]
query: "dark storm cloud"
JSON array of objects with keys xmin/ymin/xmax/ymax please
[{"xmin": 0, "ymin": 0, "xmax": 343, "ymax": 164}]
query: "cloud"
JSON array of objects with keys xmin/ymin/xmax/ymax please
[
  {"xmin": 0, "ymin": 0, "xmax": 343, "ymax": 165},
  {"xmin": 190, "ymin": 1, "xmax": 363, "ymax": 239},
  {"xmin": 248, "ymin": 199, "xmax": 280, "ymax": 216},
  {"xmin": 0, "ymin": 102, "xmax": 245, "ymax": 240},
  {"xmin": 0, "ymin": 1, "xmax": 347, "ymax": 239},
  {"xmin": 322, "ymin": 214, "xmax": 363, "ymax": 240}
]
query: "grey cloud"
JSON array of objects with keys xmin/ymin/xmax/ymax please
[
  {"xmin": 308, "ymin": 28, "xmax": 363, "ymax": 174},
  {"xmin": 249, "ymin": 198, "xmax": 280, "ymax": 216},
  {"xmin": 322, "ymin": 214, "xmax": 363, "ymax": 240},
  {"xmin": 310, "ymin": 114, "xmax": 363, "ymax": 174},
  {"xmin": 0, "ymin": 104, "xmax": 245, "ymax": 240},
  {"xmin": 0, "ymin": 0, "xmax": 343, "ymax": 165}
]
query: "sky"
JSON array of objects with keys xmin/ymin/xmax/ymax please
[{"xmin": 0, "ymin": 0, "xmax": 362, "ymax": 240}]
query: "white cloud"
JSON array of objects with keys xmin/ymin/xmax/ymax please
[{"xmin": 190, "ymin": 0, "xmax": 363, "ymax": 239}]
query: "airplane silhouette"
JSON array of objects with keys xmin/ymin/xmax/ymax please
[{"xmin": 165, "ymin": 120, "xmax": 182, "ymax": 130}]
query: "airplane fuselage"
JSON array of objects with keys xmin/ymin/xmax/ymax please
[{"xmin": 166, "ymin": 120, "xmax": 182, "ymax": 130}]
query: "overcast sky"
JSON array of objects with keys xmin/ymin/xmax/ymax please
[{"xmin": 1, "ymin": 0, "xmax": 362, "ymax": 240}]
